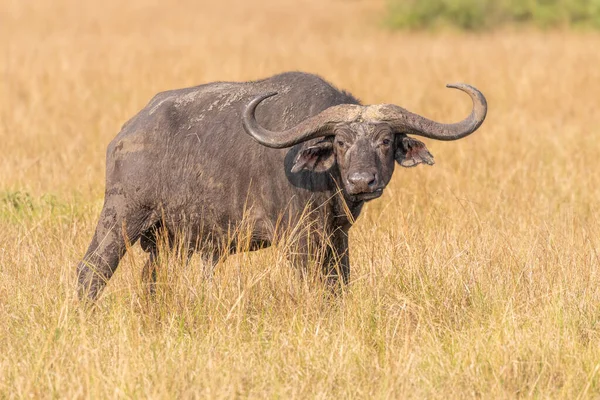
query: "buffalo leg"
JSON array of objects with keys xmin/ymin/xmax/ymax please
[
  {"xmin": 288, "ymin": 225, "xmax": 350, "ymax": 288},
  {"xmin": 77, "ymin": 202, "xmax": 148, "ymax": 301},
  {"xmin": 289, "ymin": 232, "xmax": 320, "ymax": 283},
  {"xmin": 141, "ymin": 248, "xmax": 159, "ymax": 295},
  {"xmin": 324, "ymin": 229, "xmax": 350, "ymax": 286},
  {"xmin": 201, "ymin": 252, "xmax": 220, "ymax": 281},
  {"xmin": 140, "ymin": 227, "xmax": 197, "ymax": 295}
]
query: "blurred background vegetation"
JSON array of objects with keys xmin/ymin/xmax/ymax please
[{"xmin": 387, "ymin": 0, "xmax": 600, "ymax": 30}]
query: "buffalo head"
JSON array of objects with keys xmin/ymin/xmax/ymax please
[{"xmin": 242, "ymin": 84, "xmax": 487, "ymax": 202}]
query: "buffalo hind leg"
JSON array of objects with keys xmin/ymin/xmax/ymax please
[
  {"xmin": 141, "ymin": 248, "xmax": 159, "ymax": 296},
  {"xmin": 140, "ymin": 227, "xmax": 160, "ymax": 295},
  {"xmin": 141, "ymin": 250, "xmax": 217, "ymax": 297},
  {"xmin": 77, "ymin": 202, "xmax": 148, "ymax": 301},
  {"xmin": 201, "ymin": 251, "xmax": 220, "ymax": 281},
  {"xmin": 141, "ymin": 228, "xmax": 217, "ymax": 295}
]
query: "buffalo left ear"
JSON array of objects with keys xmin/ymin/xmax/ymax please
[
  {"xmin": 395, "ymin": 136, "xmax": 435, "ymax": 168},
  {"xmin": 291, "ymin": 140, "xmax": 335, "ymax": 173}
]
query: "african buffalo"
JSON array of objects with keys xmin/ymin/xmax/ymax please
[{"xmin": 77, "ymin": 71, "xmax": 487, "ymax": 300}]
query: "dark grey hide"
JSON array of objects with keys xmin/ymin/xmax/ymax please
[{"xmin": 77, "ymin": 71, "xmax": 487, "ymax": 300}]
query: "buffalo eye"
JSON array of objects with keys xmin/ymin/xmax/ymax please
[
  {"xmin": 336, "ymin": 140, "xmax": 346, "ymax": 148},
  {"xmin": 381, "ymin": 138, "xmax": 391, "ymax": 146}
]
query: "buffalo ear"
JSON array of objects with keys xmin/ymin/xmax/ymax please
[
  {"xmin": 291, "ymin": 140, "xmax": 335, "ymax": 173},
  {"xmin": 395, "ymin": 136, "xmax": 435, "ymax": 168}
]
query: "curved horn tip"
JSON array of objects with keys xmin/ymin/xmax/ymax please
[
  {"xmin": 255, "ymin": 91, "xmax": 278, "ymax": 100},
  {"xmin": 245, "ymin": 91, "xmax": 279, "ymax": 115},
  {"xmin": 445, "ymin": 83, "xmax": 487, "ymax": 108},
  {"xmin": 446, "ymin": 83, "xmax": 473, "ymax": 90}
]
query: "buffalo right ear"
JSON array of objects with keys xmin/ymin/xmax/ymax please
[{"xmin": 291, "ymin": 140, "xmax": 335, "ymax": 173}]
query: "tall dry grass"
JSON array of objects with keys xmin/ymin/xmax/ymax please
[{"xmin": 1, "ymin": 0, "xmax": 600, "ymax": 398}]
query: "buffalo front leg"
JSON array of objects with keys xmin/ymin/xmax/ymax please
[
  {"xmin": 324, "ymin": 229, "xmax": 350, "ymax": 287},
  {"xmin": 290, "ymin": 228, "xmax": 350, "ymax": 287},
  {"xmin": 77, "ymin": 202, "xmax": 147, "ymax": 301}
]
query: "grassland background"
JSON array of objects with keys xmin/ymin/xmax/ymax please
[
  {"xmin": 387, "ymin": 0, "xmax": 600, "ymax": 30},
  {"xmin": 1, "ymin": 0, "xmax": 600, "ymax": 398}
]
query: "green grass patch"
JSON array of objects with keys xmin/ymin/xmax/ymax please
[
  {"xmin": 0, "ymin": 190, "xmax": 84, "ymax": 222},
  {"xmin": 386, "ymin": 0, "xmax": 600, "ymax": 31}
]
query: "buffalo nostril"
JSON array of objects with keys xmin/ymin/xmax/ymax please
[
  {"xmin": 348, "ymin": 172, "xmax": 378, "ymax": 191},
  {"xmin": 368, "ymin": 174, "xmax": 377, "ymax": 187}
]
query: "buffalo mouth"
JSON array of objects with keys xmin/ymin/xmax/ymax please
[{"xmin": 348, "ymin": 188, "xmax": 384, "ymax": 202}]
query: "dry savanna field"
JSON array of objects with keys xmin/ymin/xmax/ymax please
[{"xmin": 1, "ymin": 0, "xmax": 600, "ymax": 398}]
